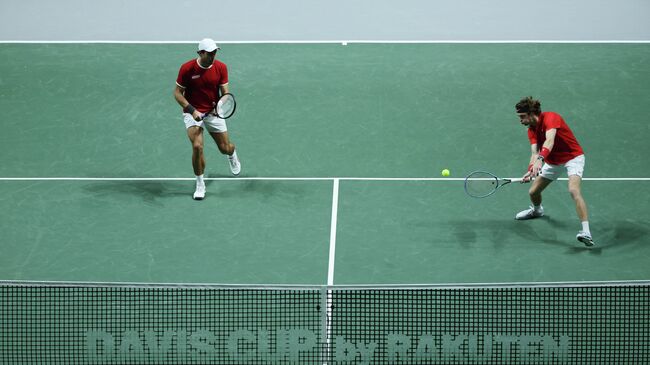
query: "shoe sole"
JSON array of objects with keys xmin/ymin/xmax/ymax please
[
  {"xmin": 515, "ymin": 214, "xmax": 544, "ymax": 220},
  {"xmin": 577, "ymin": 236, "xmax": 594, "ymax": 247}
]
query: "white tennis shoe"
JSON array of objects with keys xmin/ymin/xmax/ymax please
[
  {"xmin": 193, "ymin": 182, "xmax": 206, "ymax": 200},
  {"xmin": 228, "ymin": 152, "xmax": 241, "ymax": 176},
  {"xmin": 576, "ymin": 231, "xmax": 595, "ymax": 247},
  {"xmin": 515, "ymin": 206, "xmax": 544, "ymax": 220}
]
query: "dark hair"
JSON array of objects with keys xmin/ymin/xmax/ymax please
[{"xmin": 515, "ymin": 96, "xmax": 541, "ymax": 115}]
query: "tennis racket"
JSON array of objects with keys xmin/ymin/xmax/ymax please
[
  {"xmin": 206, "ymin": 93, "xmax": 237, "ymax": 119},
  {"xmin": 464, "ymin": 171, "xmax": 526, "ymax": 198}
]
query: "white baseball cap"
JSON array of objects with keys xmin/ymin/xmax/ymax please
[{"xmin": 198, "ymin": 38, "xmax": 220, "ymax": 52}]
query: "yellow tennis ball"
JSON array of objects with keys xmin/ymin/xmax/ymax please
[{"xmin": 441, "ymin": 169, "xmax": 450, "ymax": 177}]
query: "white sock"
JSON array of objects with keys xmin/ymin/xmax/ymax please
[
  {"xmin": 533, "ymin": 204, "xmax": 542, "ymax": 212},
  {"xmin": 229, "ymin": 150, "xmax": 237, "ymax": 160},
  {"xmin": 196, "ymin": 174, "xmax": 204, "ymax": 185},
  {"xmin": 581, "ymin": 221, "xmax": 590, "ymax": 234}
]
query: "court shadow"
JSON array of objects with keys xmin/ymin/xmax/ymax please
[
  {"xmin": 83, "ymin": 181, "xmax": 190, "ymax": 206},
  {"xmin": 609, "ymin": 219, "xmax": 649, "ymax": 242},
  {"xmin": 508, "ymin": 217, "xmax": 578, "ymax": 248},
  {"xmin": 424, "ymin": 218, "xmax": 564, "ymax": 248},
  {"xmin": 81, "ymin": 179, "xmax": 321, "ymax": 207},
  {"xmin": 428, "ymin": 217, "xmax": 584, "ymax": 250},
  {"xmin": 548, "ymin": 218, "xmax": 648, "ymax": 255},
  {"xmin": 565, "ymin": 246, "xmax": 604, "ymax": 255},
  {"xmin": 513, "ymin": 216, "xmax": 650, "ymax": 256},
  {"xmin": 209, "ymin": 180, "xmax": 314, "ymax": 201},
  {"xmin": 544, "ymin": 215, "xmax": 572, "ymax": 230},
  {"xmin": 451, "ymin": 223, "xmax": 477, "ymax": 247},
  {"xmin": 536, "ymin": 216, "xmax": 605, "ymax": 254},
  {"xmin": 586, "ymin": 220, "xmax": 647, "ymax": 249}
]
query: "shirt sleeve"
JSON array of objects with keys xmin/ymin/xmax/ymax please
[
  {"xmin": 218, "ymin": 62, "xmax": 229, "ymax": 86},
  {"xmin": 544, "ymin": 113, "xmax": 562, "ymax": 129},
  {"xmin": 176, "ymin": 64, "xmax": 189, "ymax": 88},
  {"xmin": 527, "ymin": 128, "xmax": 537, "ymax": 144}
]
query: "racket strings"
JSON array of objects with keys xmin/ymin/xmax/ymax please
[
  {"xmin": 216, "ymin": 95, "xmax": 235, "ymax": 118},
  {"xmin": 464, "ymin": 172, "xmax": 500, "ymax": 198}
]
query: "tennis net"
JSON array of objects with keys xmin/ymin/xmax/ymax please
[{"xmin": 1, "ymin": 281, "xmax": 649, "ymax": 364}]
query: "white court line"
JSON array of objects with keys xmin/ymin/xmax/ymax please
[
  {"xmin": 324, "ymin": 178, "xmax": 340, "ymax": 365},
  {"xmin": 0, "ymin": 177, "xmax": 649, "ymax": 181},
  {"xmin": 3, "ymin": 279, "xmax": 648, "ymax": 289},
  {"xmin": 1, "ymin": 40, "xmax": 649, "ymax": 44},
  {"xmin": 327, "ymin": 179, "xmax": 340, "ymax": 286}
]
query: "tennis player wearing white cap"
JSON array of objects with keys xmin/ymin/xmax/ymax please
[{"xmin": 174, "ymin": 38, "xmax": 241, "ymax": 200}]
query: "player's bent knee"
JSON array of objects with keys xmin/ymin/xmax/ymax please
[
  {"xmin": 568, "ymin": 188, "xmax": 581, "ymax": 200},
  {"xmin": 192, "ymin": 143, "xmax": 203, "ymax": 154},
  {"xmin": 218, "ymin": 143, "xmax": 234, "ymax": 155}
]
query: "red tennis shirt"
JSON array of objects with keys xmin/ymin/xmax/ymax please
[
  {"xmin": 176, "ymin": 59, "xmax": 229, "ymax": 113},
  {"xmin": 527, "ymin": 112, "xmax": 584, "ymax": 165}
]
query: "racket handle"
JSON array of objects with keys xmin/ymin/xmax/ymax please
[{"xmin": 514, "ymin": 177, "xmax": 536, "ymax": 184}]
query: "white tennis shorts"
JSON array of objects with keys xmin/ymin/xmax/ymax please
[
  {"xmin": 540, "ymin": 154, "xmax": 585, "ymax": 181},
  {"xmin": 183, "ymin": 113, "xmax": 227, "ymax": 133}
]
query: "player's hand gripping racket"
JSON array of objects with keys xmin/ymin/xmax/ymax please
[
  {"xmin": 464, "ymin": 171, "xmax": 526, "ymax": 198},
  {"xmin": 206, "ymin": 93, "xmax": 237, "ymax": 119}
]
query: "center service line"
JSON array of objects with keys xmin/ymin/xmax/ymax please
[{"xmin": 327, "ymin": 178, "xmax": 340, "ymax": 286}]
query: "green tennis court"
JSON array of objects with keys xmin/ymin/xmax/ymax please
[
  {"xmin": 1, "ymin": 43, "xmax": 649, "ymax": 284},
  {"xmin": 1, "ymin": 43, "xmax": 649, "ymax": 364}
]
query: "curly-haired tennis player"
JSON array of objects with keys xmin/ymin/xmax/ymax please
[{"xmin": 514, "ymin": 96, "xmax": 594, "ymax": 247}]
